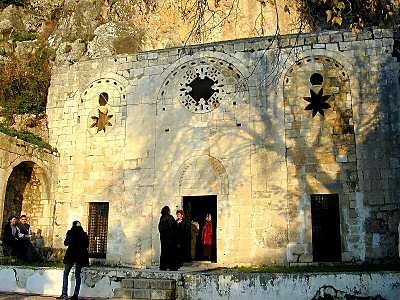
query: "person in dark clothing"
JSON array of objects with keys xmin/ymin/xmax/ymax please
[
  {"xmin": 176, "ymin": 210, "xmax": 191, "ymax": 265},
  {"xmin": 2, "ymin": 216, "xmax": 21, "ymax": 257},
  {"xmin": 57, "ymin": 221, "xmax": 89, "ymax": 300},
  {"xmin": 158, "ymin": 206, "xmax": 179, "ymax": 271},
  {"xmin": 17, "ymin": 215, "xmax": 38, "ymax": 262}
]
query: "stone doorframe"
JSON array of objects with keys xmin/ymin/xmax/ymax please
[{"xmin": 174, "ymin": 155, "xmax": 229, "ymax": 264}]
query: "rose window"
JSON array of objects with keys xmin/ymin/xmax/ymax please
[{"xmin": 178, "ymin": 64, "xmax": 225, "ymax": 113}]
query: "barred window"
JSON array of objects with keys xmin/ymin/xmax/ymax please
[{"xmin": 88, "ymin": 202, "xmax": 109, "ymax": 258}]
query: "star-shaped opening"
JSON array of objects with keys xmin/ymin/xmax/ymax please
[
  {"xmin": 303, "ymin": 88, "xmax": 332, "ymax": 117},
  {"xmin": 90, "ymin": 109, "xmax": 113, "ymax": 133},
  {"xmin": 187, "ymin": 75, "xmax": 218, "ymax": 103}
]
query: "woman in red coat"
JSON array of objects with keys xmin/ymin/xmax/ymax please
[{"xmin": 202, "ymin": 213, "xmax": 213, "ymax": 260}]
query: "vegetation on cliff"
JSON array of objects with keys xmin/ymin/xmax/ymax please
[
  {"xmin": 0, "ymin": 47, "xmax": 52, "ymax": 121},
  {"xmin": 0, "ymin": 0, "xmax": 398, "ymax": 144}
]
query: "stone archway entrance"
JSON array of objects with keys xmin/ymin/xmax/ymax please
[
  {"xmin": 183, "ymin": 195, "xmax": 217, "ymax": 262},
  {"xmin": 1, "ymin": 161, "xmax": 53, "ymax": 245},
  {"xmin": 175, "ymin": 155, "xmax": 229, "ymax": 264}
]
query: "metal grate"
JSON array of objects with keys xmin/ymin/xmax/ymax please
[
  {"xmin": 88, "ymin": 202, "xmax": 109, "ymax": 258},
  {"xmin": 311, "ymin": 194, "xmax": 342, "ymax": 262}
]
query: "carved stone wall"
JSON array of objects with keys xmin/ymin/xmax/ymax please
[{"xmin": 46, "ymin": 28, "xmax": 400, "ymax": 266}]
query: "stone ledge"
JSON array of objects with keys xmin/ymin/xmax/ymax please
[{"xmin": 64, "ymin": 27, "xmax": 399, "ymax": 67}]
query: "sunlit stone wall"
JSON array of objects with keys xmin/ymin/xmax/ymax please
[{"xmin": 47, "ymin": 28, "xmax": 400, "ymax": 266}]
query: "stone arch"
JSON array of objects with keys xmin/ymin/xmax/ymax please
[
  {"xmin": 74, "ymin": 73, "xmax": 128, "ymax": 135},
  {"xmin": 0, "ymin": 158, "xmax": 54, "ymax": 246},
  {"xmin": 282, "ymin": 55, "xmax": 360, "ymax": 263},
  {"xmin": 176, "ymin": 155, "xmax": 229, "ymax": 196},
  {"xmin": 157, "ymin": 53, "xmax": 250, "ymax": 114},
  {"xmin": 159, "ymin": 51, "xmax": 251, "ymax": 80},
  {"xmin": 283, "ymin": 55, "xmax": 353, "ymax": 134}
]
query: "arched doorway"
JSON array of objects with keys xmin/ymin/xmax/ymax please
[
  {"xmin": 1, "ymin": 161, "xmax": 53, "ymax": 246},
  {"xmin": 177, "ymin": 155, "xmax": 229, "ymax": 263}
]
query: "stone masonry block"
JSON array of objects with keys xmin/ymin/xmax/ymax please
[
  {"xmin": 150, "ymin": 279, "xmax": 176, "ymax": 290},
  {"xmin": 121, "ymin": 279, "xmax": 134, "ymax": 288},
  {"xmin": 133, "ymin": 289, "xmax": 151, "ymax": 299},
  {"xmin": 134, "ymin": 278, "xmax": 151, "ymax": 289},
  {"xmin": 114, "ymin": 288, "xmax": 134, "ymax": 299},
  {"xmin": 317, "ymin": 34, "xmax": 331, "ymax": 44},
  {"xmin": 151, "ymin": 289, "xmax": 175, "ymax": 300}
]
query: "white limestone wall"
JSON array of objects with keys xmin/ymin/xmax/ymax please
[
  {"xmin": 0, "ymin": 266, "xmax": 399, "ymax": 300},
  {"xmin": 183, "ymin": 272, "xmax": 400, "ymax": 300}
]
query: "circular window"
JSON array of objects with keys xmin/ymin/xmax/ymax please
[
  {"xmin": 310, "ymin": 73, "xmax": 324, "ymax": 85},
  {"xmin": 159, "ymin": 58, "xmax": 247, "ymax": 114}
]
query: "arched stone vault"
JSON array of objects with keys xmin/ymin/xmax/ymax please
[
  {"xmin": 0, "ymin": 134, "xmax": 57, "ymax": 246},
  {"xmin": 176, "ymin": 155, "xmax": 229, "ymax": 196}
]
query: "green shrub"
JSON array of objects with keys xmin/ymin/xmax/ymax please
[
  {"xmin": 0, "ymin": 48, "xmax": 51, "ymax": 120},
  {"xmin": 11, "ymin": 32, "xmax": 37, "ymax": 42},
  {"xmin": 0, "ymin": 125, "xmax": 57, "ymax": 152}
]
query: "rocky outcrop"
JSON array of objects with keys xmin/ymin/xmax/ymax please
[
  {"xmin": 11, "ymin": 113, "xmax": 49, "ymax": 141},
  {"xmin": 0, "ymin": 1, "xmax": 300, "ymax": 64}
]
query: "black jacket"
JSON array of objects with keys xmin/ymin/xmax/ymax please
[
  {"xmin": 3, "ymin": 223, "xmax": 18, "ymax": 246},
  {"xmin": 63, "ymin": 227, "xmax": 89, "ymax": 266},
  {"xmin": 158, "ymin": 214, "xmax": 178, "ymax": 243}
]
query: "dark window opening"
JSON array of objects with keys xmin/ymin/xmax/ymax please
[
  {"xmin": 303, "ymin": 88, "xmax": 332, "ymax": 117},
  {"xmin": 183, "ymin": 195, "xmax": 217, "ymax": 263},
  {"xmin": 99, "ymin": 92, "xmax": 108, "ymax": 106},
  {"xmin": 310, "ymin": 73, "xmax": 324, "ymax": 85},
  {"xmin": 187, "ymin": 75, "xmax": 217, "ymax": 103},
  {"xmin": 311, "ymin": 194, "xmax": 342, "ymax": 262},
  {"xmin": 88, "ymin": 202, "xmax": 109, "ymax": 258}
]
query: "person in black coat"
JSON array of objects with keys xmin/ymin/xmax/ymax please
[
  {"xmin": 17, "ymin": 215, "xmax": 38, "ymax": 262},
  {"xmin": 2, "ymin": 216, "xmax": 21, "ymax": 258},
  {"xmin": 57, "ymin": 221, "xmax": 89, "ymax": 300},
  {"xmin": 176, "ymin": 210, "xmax": 191, "ymax": 266},
  {"xmin": 158, "ymin": 206, "xmax": 179, "ymax": 271}
]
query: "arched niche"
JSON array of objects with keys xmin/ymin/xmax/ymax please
[
  {"xmin": 176, "ymin": 155, "xmax": 229, "ymax": 196},
  {"xmin": 1, "ymin": 161, "xmax": 53, "ymax": 246}
]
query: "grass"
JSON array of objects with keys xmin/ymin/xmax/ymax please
[
  {"xmin": 0, "ymin": 257, "xmax": 64, "ymax": 268},
  {"xmin": 0, "ymin": 125, "xmax": 57, "ymax": 152}
]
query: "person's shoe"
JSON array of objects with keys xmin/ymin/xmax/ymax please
[
  {"xmin": 68, "ymin": 295, "xmax": 78, "ymax": 300},
  {"xmin": 56, "ymin": 295, "xmax": 68, "ymax": 299}
]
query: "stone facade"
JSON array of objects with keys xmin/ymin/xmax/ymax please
[
  {"xmin": 0, "ymin": 133, "xmax": 58, "ymax": 245},
  {"xmin": 28, "ymin": 28, "xmax": 400, "ymax": 266}
]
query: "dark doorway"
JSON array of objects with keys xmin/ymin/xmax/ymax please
[
  {"xmin": 183, "ymin": 195, "xmax": 217, "ymax": 262},
  {"xmin": 88, "ymin": 202, "xmax": 109, "ymax": 258},
  {"xmin": 311, "ymin": 194, "xmax": 342, "ymax": 262}
]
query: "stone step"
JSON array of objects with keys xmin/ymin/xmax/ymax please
[
  {"xmin": 115, "ymin": 278, "xmax": 176, "ymax": 299},
  {"xmin": 121, "ymin": 278, "xmax": 176, "ymax": 290},
  {"xmin": 114, "ymin": 288, "xmax": 175, "ymax": 300}
]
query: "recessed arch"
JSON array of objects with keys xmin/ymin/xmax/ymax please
[
  {"xmin": 0, "ymin": 158, "xmax": 54, "ymax": 246},
  {"xmin": 176, "ymin": 155, "xmax": 229, "ymax": 196}
]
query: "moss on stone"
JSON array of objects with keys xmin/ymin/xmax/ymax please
[{"xmin": 0, "ymin": 125, "xmax": 57, "ymax": 152}]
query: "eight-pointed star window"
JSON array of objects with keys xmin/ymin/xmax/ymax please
[{"xmin": 303, "ymin": 88, "xmax": 332, "ymax": 117}]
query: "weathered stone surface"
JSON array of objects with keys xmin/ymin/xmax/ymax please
[
  {"xmin": 1, "ymin": 27, "xmax": 399, "ymax": 267},
  {"xmin": 0, "ymin": 266, "xmax": 397, "ymax": 299}
]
